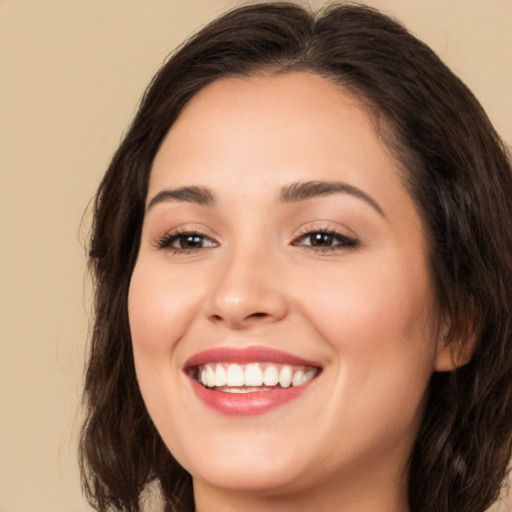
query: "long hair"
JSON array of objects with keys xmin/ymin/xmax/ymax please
[{"xmin": 80, "ymin": 3, "xmax": 512, "ymax": 511}]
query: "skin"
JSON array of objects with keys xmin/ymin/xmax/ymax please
[{"xmin": 128, "ymin": 72, "xmax": 454, "ymax": 512}]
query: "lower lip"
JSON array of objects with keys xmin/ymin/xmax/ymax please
[{"xmin": 189, "ymin": 378, "xmax": 315, "ymax": 416}]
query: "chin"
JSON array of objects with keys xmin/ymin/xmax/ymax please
[
  {"xmin": 168, "ymin": 428, "xmax": 313, "ymax": 494},
  {"xmin": 198, "ymin": 466, "xmax": 293, "ymax": 493}
]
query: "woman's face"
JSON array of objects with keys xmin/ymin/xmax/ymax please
[{"xmin": 128, "ymin": 72, "xmax": 449, "ymax": 502}]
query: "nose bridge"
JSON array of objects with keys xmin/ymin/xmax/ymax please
[{"xmin": 205, "ymin": 237, "xmax": 288, "ymax": 327}]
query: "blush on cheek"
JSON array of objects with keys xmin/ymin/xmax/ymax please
[
  {"xmin": 128, "ymin": 269, "xmax": 189, "ymax": 354},
  {"xmin": 304, "ymin": 263, "xmax": 433, "ymax": 359}
]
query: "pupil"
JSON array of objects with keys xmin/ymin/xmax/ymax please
[
  {"xmin": 183, "ymin": 235, "xmax": 201, "ymax": 247},
  {"xmin": 312, "ymin": 233, "xmax": 333, "ymax": 246}
]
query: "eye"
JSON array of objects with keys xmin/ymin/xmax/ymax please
[
  {"xmin": 292, "ymin": 229, "xmax": 359, "ymax": 252},
  {"xmin": 157, "ymin": 231, "xmax": 218, "ymax": 253}
]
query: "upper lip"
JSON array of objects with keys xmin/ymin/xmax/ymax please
[{"xmin": 183, "ymin": 346, "xmax": 322, "ymax": 369}]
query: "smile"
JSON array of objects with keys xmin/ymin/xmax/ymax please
[
  {"xmin": 196, "ymin": 362, "xmax": 318, "ymax": 391},
  {"xmin": 184, "ymin": 347, "xmax": 322, "ymax": 415}
]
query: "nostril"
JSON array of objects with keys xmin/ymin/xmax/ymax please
[
  {"xmin": 209, "ymin": 311, "xmax": 269, "ymax": 326},
  {"xmin": 249, "ymin": 312, "xmax": 267, "ymax": 319}
]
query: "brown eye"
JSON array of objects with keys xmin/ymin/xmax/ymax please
[
  {"xmin": 294, "ymin": 230, "xmax": 359, "ymax": 251},
  {"xmin": 308, "ymin": 232, "xmax": 337, "ymax": 247},
  {"xmin": 172, "ymin": 234, "xmax": 206, "ymax": 249},
  {"xmin": 158, "ymin": 231, "xmax": 218, "ymax": 252}
]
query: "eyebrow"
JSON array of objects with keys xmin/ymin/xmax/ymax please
[
  {"xmin": 146, "ymin": 185, "xmax": 215, "ymax": 211},
  {"xmin": 146, "ymin": 180, "xmax": 385, "ymax": 218},
  {"xmin": 281, "ymin": 180, "xmax": 386, "ymax": 218}
]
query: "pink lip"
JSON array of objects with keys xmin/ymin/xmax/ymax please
[
  {"xmin": 189, "ymin": 379, "xmax": 315, "ymax": 416},
  {"xmin": 184, "ymin": 346, "xmax": 320, "ymax": 368},
  {"xmin": 184, "ymin": 346, "xmax": 322, "ymax": 416}
]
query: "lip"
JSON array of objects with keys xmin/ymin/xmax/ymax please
[
  {"xmin": 184, "ymin": 346, "xmax": 321, "ymax": 367},
  {"xmin": 184, "ymin": 346, "xmax": 322, "ymax": 416}
]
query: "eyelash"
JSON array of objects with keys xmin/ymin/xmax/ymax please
[
  {"xmin": 156, "ymin": 227, "xmax": 359, "ymax": 254},
  {"xmin": 156, "ymin": 229, "xmax": 218, "ymax": 253},
  {"xmin": 292, "ymin": 228, "xmax": 359, "ymax": 252}
]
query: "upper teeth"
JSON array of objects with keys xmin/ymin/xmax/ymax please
[{"xmin": 198, "ymin": 363, "xmax": 317, "ymax": 389}]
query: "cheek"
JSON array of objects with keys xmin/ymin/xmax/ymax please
[
  {"xmin": 299, "ymin": 258, "xmax": 436, "ymax": 441},
  {"xmin": 301, "ymin": 253, "xmax": 433, "ymax": 346},
  {"xmin": 127, "ymin": 260, "xmax": 200, "ymax": 440},
  {"xmin": 128, "ymin": 259, "xmax": 202, "ymax": 357},
  {"xmin": 295, "ymin": 254, "xmax": 437, "ymax": 393}
]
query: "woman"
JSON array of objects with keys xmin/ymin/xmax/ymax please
[{"xmin": 80, "ymin": 3, "xmax": 512, "ymax": 512}]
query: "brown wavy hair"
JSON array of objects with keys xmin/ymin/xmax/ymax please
[{"xmin": 80, "ymin": 3, "xmax": 512, "ymax": 511}]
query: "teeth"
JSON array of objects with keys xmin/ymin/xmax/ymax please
[
  {"xmin": 304, "ymin": 369, "xmax": 316, "ymax": 382},
  {"xmin": 263, "ymin": 365, "xmax": 279, "ymax": 386},
  {"xmin": 245, "ymin": 363, "xmax": 263, "ymax": 386},
  {"xmin": 217, "ymin": 386, "xmax": 272, "ymax": 394},
  {"xmin": 226, "ymin": 364, "xmax": 245, "ymax": 386},
  {"xmin": 206, "ymin": 365, "xmax": 215, "ymax": 387},
  {"xmin": 279, "ymin": 366, "xmax": 292, "ymax": 388},
  {"xmin": 197, "ymin": 362, "xmax": 318, "ymax": 391},
  {"xmin": 214, "ymin": 365, "xmax": 227, "ymax": 387},
  {"xmin": 292, "ymin": 370, "xmax": 304, "ymax": 387}
]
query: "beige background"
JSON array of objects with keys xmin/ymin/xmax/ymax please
[{"xmin": 1, "ymin": 1, "xmax": 511, "ymax": 511}]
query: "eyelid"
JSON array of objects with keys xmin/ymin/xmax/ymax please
[
  {"xmin": 291, "ymin": 220, "xmax": 357, "ymax": 240},
  {"xmin": 157, "ymin": 231, "xmax": 219, "ymax": 253},
  {"xmin": 290, "ymin": 222, "xmax": 360, "ymax": 252},
  {"xmin": 152, "ymin": 223, "xmax": 220, "ymax": 251}
]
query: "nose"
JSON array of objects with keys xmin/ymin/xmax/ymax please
[{"xmin": 204, "ymin": 248, "xmax": 289, "ymax": 330}]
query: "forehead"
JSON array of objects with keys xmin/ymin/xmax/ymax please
[
  {"xmin": 149, "ymin": 72, "xmax": 415, "ymax": 222},
  {"xmin": 152, "ymin": 73, "xmax": 395, "ymax": 180}
]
